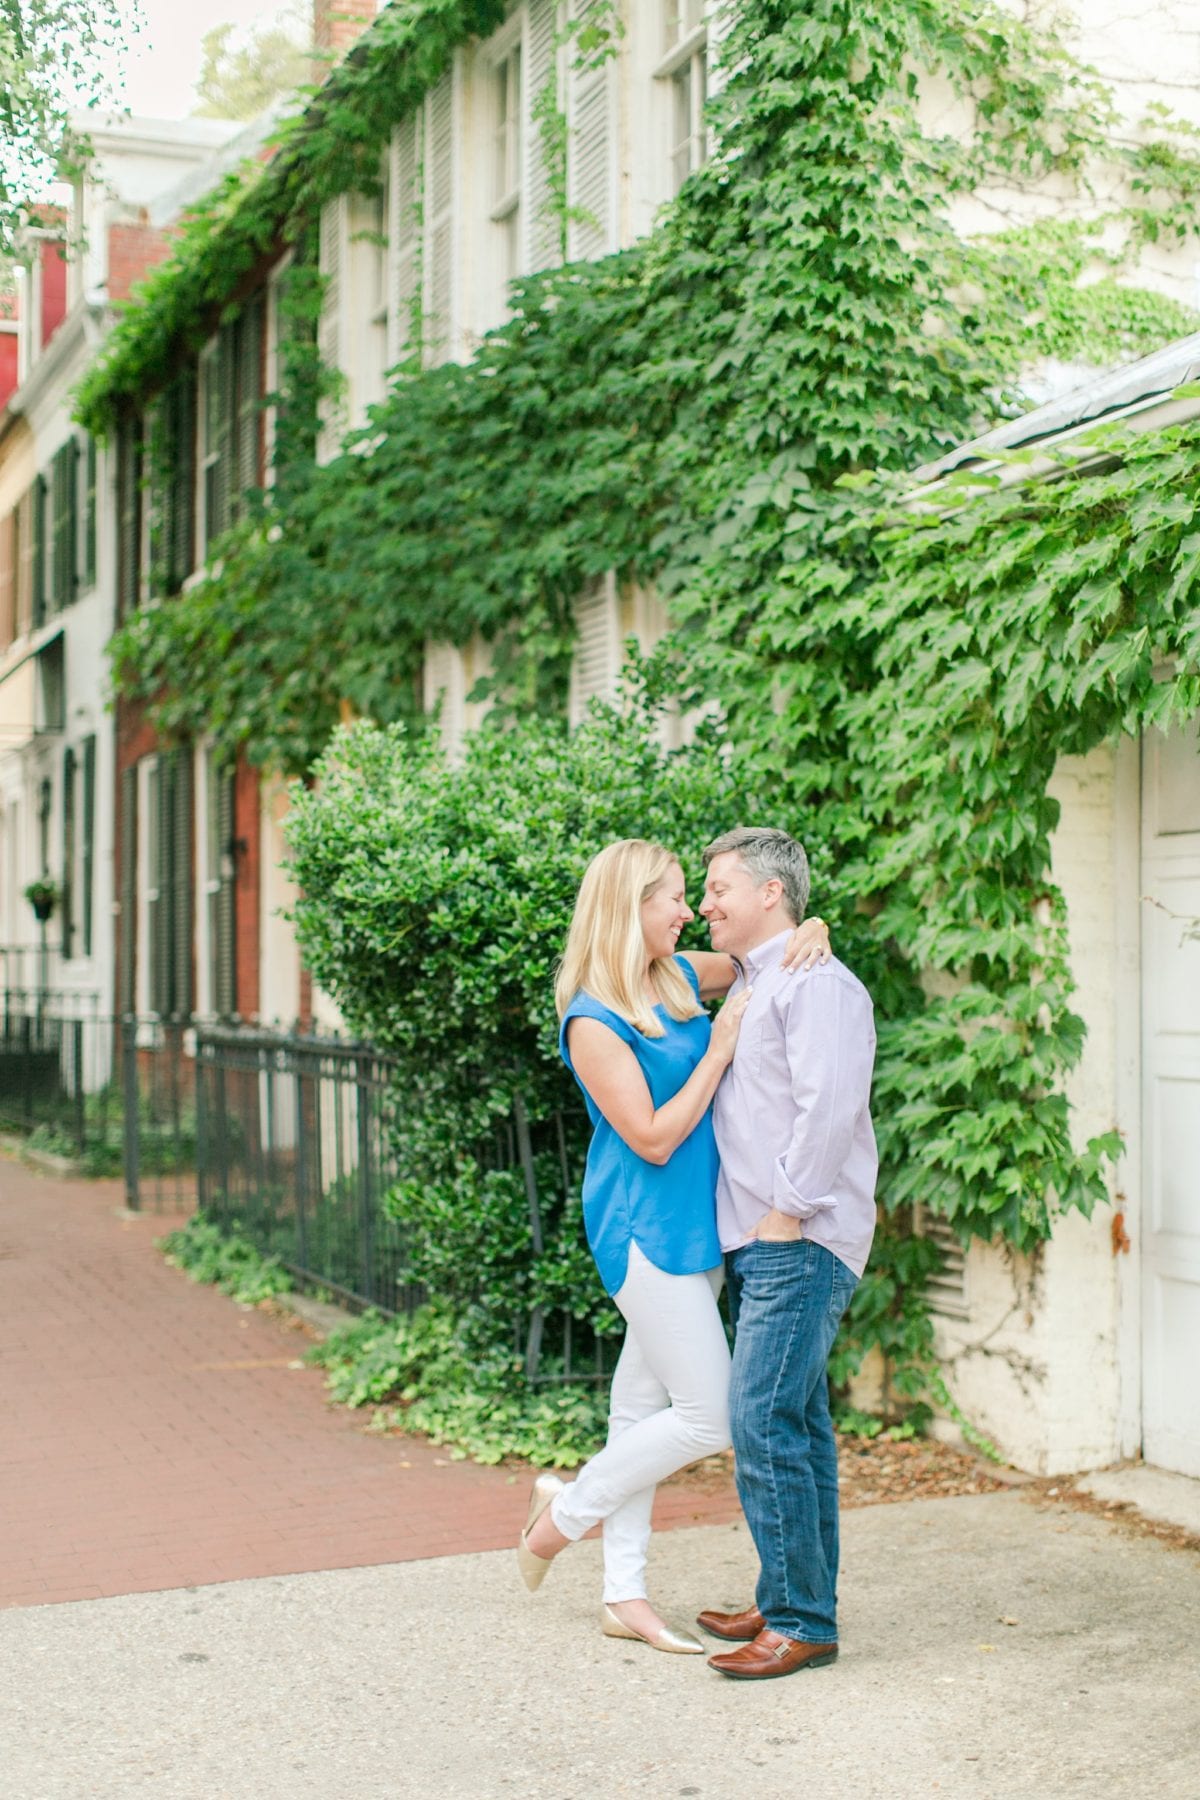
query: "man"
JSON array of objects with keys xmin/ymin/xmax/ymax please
[{"xmin": 696, "ymin": 826, "xmax": 877, "ymax": 1679}]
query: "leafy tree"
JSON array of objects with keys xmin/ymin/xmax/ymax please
[
  {"xmin": 0, "ymin": 0, "xmax": 134, "ymax": 261},
  {"xmin": 192, "ymin": 11, "xmax": 312, "ymax": 123}
]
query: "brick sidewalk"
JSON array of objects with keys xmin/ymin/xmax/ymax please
[{"xmin": 0, "ymin": 1156, "xmax": 738, "ymax": 1608}]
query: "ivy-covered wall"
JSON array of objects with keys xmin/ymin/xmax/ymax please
[{"xmin": 86, "ymin": 0, "xmax": 1200, "ymax": 1435}]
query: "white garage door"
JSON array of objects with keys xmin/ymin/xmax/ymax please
[{"xmin": 1141, "ymin": 718, "xmax": 1200, "ymax": 1477}]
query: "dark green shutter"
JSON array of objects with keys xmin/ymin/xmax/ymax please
[
  {"xmin": 215, "ymin": 765, "xmax": 237, "ymax": 1017},
  {"xmin": 50, "ymin": 449, "xmax": 64, "ymax": 613},
  {"xmin": 153, "ymin": 750, "xmax": 194, "ymax": 1019},
  {"xmin": 81, "ymin": 735, "xmax": 95, "ymax": 957},
  {"xmin": 31, "ymin": 474, "xmax": 47, "ymax": 628},
  {"xmin": 147, "ymin": 401, "xmax": 165, "ymax": 598},
  {"xmin": 151, "ymin": 759, "xmax": 167, "ymax": 1014},
  {"xmin": 83, "ymin": 436, "xmax": 97, "ymax": 588},
  {"xmin": 61, "ymin": 745, "xmax": 76, "ymax": 957},
  {"xmin": 67, "ymin": 439, "xmax": 79, "ymax": 604},
  {"xmin": 207, "ymin": 327, "xmax": 236, "ymax": 546},
  {"xmin": 117, "ymin": 418, "xmax": 142, "ymax": 618},
  {"xmin": 51, "ymin": 438, "xmax": 79, "ymax": 610},
  {"xmin": 119, "ymin": 764, "xmax": 138, "ymax": 1013},
  {"xmin": 235, "ymin": 298, "xmax": 264, "ymax": 517},
  {"xmin": 170, "ymin": 374, "xmax": 197, "ymax": 592}
]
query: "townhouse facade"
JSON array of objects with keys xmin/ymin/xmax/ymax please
[
  {"xmin": 101, "ymin": 0, "xmax": 733, "ymax": 1040},
  {"xmin": 0, "ymin": 115, "xmax": 241, "ymax": 1032}
]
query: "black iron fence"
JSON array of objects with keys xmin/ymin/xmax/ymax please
[
  {"xmin": 192, "ymin": 1023, "xmax": 417, "ymax": 1316},
  {"xmin": 0, "ymin": 992, "xmax": 121, "ymax": 1172},
  {"xmin": 0, "ymin": 996, "xmax": 613, "ymax": 1384}
]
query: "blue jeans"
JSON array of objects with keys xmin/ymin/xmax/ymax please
[{"xmin": 726, "ymin": 1238, "xmax": 858, "ymax": 1645}]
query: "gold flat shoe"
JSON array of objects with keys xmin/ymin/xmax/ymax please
[
  {"xmin": 601, "ymin": 1604, "xmax": 705, "ymax": 1655},
  {"xmin": 517, "ymin": 1471, "xmax": 565, "ymax": 1592}
]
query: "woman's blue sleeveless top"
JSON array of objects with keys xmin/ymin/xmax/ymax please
[{"xmin": 558, "ymin": 957, "xmax": 721, "ymax": 1296}]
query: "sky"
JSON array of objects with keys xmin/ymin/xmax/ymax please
[{"xmin": 107, "ymin": 0, "xmax": 305, "ymax": 122}]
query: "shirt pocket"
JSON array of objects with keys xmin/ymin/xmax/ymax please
[{"xmin": 733, "ymin": 1011, "xmax": 765, "ymax": 1077}]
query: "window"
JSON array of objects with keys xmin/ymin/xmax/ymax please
[
  {"xmin": 38, "ymin": 775, "xmax": 51, "ymax": 873},
  {"xmin": 665, "ymin": 0, "xmax": 705, "ymax": 40},
  {"xmin": 155, "ymin": 374, "xmax": 197, "ymax": 596},
  {"xmin": 492, "ymin": 38, "xmax": 523, "ymax": 288},
  {"xmin": 659, "ymin": 0, "xmax": 708, "ymax": 195},
  {"xmin": 202, "ymin": 302, "xmax": 263, "ymax": 547},
  {"xmin": 140, "ymin": 750, "xmax": 193, "ymax": 1020}
]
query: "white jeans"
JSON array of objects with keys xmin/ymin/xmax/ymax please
[{"xmin": 551, "ymin": 1241, "xmax": 731, "ymax": 1602}]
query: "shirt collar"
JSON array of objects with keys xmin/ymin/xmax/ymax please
[{"xmin": 736, "ymin": 928, "xmax": 793, "ymax": 980}]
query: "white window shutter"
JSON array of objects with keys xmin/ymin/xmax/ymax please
[
  {"xmin": 524, "ymin": 0, "xmax": 562, "ymax": 273},
  {"xmin": 317, "ymin": 194, "xmax": 349, "ymax": 458},
  {"xmin": 388, "ymin": 114, "xmax": 420, "ymax": 364},
  {"xmin": 568, "ymin": 574, "xmax": 621, "ymax": 725},
  {"xmin": 424, "ymin": 639, "xmax": 467, "ymax": 756},
  {"xmin": 566, "ymin": 2, "xmax": 615, "ymax": 262},
  {"xmin": 424, "ymin": 72, "xmax": 456, "ymax": 364}
]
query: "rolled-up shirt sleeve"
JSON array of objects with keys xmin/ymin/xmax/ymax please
[{"xmin": 771, "ymin": 974, "xmax": 876, "ymax": 1219}]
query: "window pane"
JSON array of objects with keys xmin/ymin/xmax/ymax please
[
  {"xmin": 666, "ymin": 0, "xmax": 705, "ymax": 46},
  {"xmin": 495, "ymin": 45, "xmax": 521, "ymax": 202},
  {"xmin": 671, "ymin": 62, "xmax": 693, "ymax": 191}
]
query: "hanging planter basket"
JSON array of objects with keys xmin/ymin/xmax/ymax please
[{"xmin": 24, "ymin": 881, "xmax": 59, "ymax": 924}]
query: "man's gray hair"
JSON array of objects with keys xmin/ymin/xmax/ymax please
[{"xmin": 702, "ymin": 826, "xmax": 810, "ymax": 924}]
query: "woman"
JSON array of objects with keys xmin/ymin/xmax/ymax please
[{"xmin": 517, "ymin": 839, "xmax": 829, "ymax": 1652}]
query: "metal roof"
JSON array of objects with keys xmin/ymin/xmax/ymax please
[{"xmin": 915, "ymin": 331, "xmax": 1200, "ymax": 480}]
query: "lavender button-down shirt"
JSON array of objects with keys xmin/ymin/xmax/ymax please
[{"xmin": 712, "ymin": 930, "xmax": 878, "ymax": 1277}]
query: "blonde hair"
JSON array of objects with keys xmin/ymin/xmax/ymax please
[{"xmin": 555, "ymin": 839, "xmax": 704, "ymax": 1037}]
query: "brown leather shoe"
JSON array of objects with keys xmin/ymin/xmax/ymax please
[
  {"xmin": 708, "ymin": 1627, "xmax": 838, "ymax": 1680},
  {"xmin": 695, "ymin": 1604, "xmax": 766, "ymax": 1642}
]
